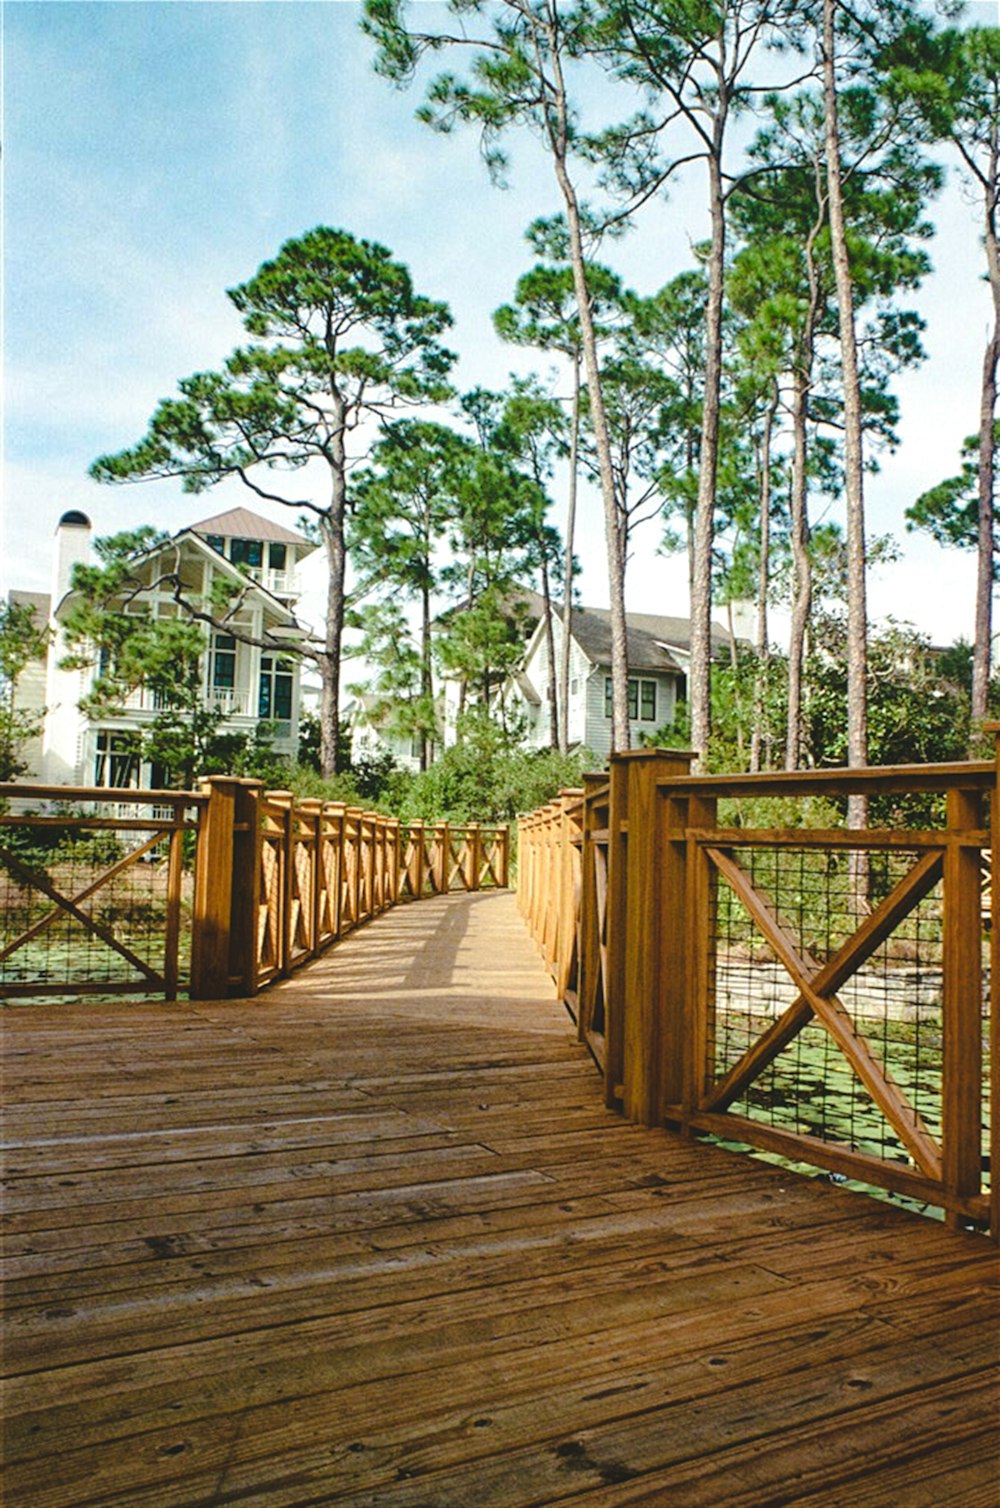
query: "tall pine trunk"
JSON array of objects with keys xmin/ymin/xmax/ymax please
[
  {"xmin": 540, "ymin": 548, "xmax": 560, "ymax": 749},
  {"xmin": 420, "ymin": 572, "xmax": 432, "ymax": 773},
  {"xmin": 690, "ymin": 146, "xmax": 727, "ymax": 763},
  {"xmin": 974, "ymin": 146, "xmax": 999, "ymax": 726},
  {"xmin": 823, "ymin": 0, "xmax": 869, "ymax": 888},
  {"xmin": 559, "ymin": 351, "xmax": 581, "ymax": 756},
  {"xmin": 544, "ymin": 16, "xmax": 630, "ymax": 753},
  {"xmin": 786, "ymin": 363, "xmax": 813, "ymax": 771},
  {"xmin": 319, "ymin": 394, "xmax": 348, "ymax": 777},
  {"xmin": 750, "ymin": 385, "xmax": 777, "ymax": 773}
]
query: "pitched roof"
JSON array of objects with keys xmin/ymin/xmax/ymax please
[
  {"xmin": 9, "ymin": 590, "xmax": 51, "ymax": 623},
  {"xmin": 620, "ymin": 610, "xmax": 732, "ymax": 657},
  {"xmin": 568, "ymin": 607, "xmax": 686, "ymax": 675},
  {"xmin": 186, "ymin": 507, "xmax": 314, "ymax": 549}
]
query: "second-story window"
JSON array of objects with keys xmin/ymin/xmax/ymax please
[
  {"xmin": 205, "ymin": 534, "xmax": 225, "ymax": 555},
  {"xmin": 259, "ymin": 656, "xmax": 293, "ymax": 719},
  {"xmin": 268, "ymin": 543, "xmax": 287, "ymax": 571},
  {"xmin": 230, "ymin": 538, "xmax": 263, "ymax": 569},
  {"xmin": 212, "ymin": 634, "xmax": 236, "ymax": 689}
]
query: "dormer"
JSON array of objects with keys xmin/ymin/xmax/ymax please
[{"xmin": 188, "ymin": 507, "xmax": 316, "ymax": 604}]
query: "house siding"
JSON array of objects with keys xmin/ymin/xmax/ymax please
[{"xmin": 583, "ymin": 666, "xmax": 678, "ymax": 760}]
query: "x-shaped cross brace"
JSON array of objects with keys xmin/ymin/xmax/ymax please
[{"xmin": 702, "ymin": 846, "xmax": 944, "ymax": 1183}]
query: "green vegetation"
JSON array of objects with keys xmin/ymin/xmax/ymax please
[{"xmin": 0, "ymin": 600, "xmax": 49, "ymax": 783}]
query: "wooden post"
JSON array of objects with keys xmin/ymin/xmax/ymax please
[
  {"xmin": 267, "ymin": 792, "xmax": 295, "ymax": 976},
  {"xmin": 325, "ymin": 802, "xmax": 346, "ymax": 941},
  {"xmin": 683, "ymin": 792, "xmax": 718, "ymax": 1133},
  {"xmin": 604, "ymin": 757, "xmax": 630, "ymax": 1108},
  {"xmin": 991, "ymin": 724, "xmax": 1000, "ymax": 1242},
  {"xmin": 298, "ymin": 798, "xmax": 322, "ymax": 961},
  {"xmin": 190, "ymin": 775, "xmax": 240, "ymax": 1000},
  {"xmin": 433, "ymin": 821, "xmax": 449, "ymax": 894},
  {"xmin": 941, "ymin": 784, "xmax": 984, "ymax": 1228},
  {"xmin": 163, "ymin": 798, "xmax": 186, "ymax": 1001},
  {"xmin": 408, "ymin": 820, "xmax": 425, "ymax": 900},
  {"xmin": 468, "ymin": 823, "xmax": 482, "ymax": 892},
  {"xmin": 516, "ymin": 819, "xmax": 529, "ymax": 914},
  {"xmin": 556, "ymin": 790, "xmax": 584, "ymax": 1007},
  {"xmin": 611, "ymin": 748, "xmax": 697, "ymax": 1127},
  {"xmin": 230, "ymin": 780, "xmax": 264, "ymax": 995},
  {"xmin": 387, "ymin": 818, "xmax": 401, "ymax": 905},
  {"xmin": 349, "ymin": 807, "xmax": 364, "ymax": 925},
  {"xmin": 498, "ymin": 825, "xmax": 510, "ymax": 889},
  {"xmin": 577, "ymin": 773, "xmax": 607, "ymax": 1053}
]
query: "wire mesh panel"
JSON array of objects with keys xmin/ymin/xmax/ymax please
[
  {"xmin": 710, "ymin": 845, "xmax": 943, "ymax": 1155},
  {"xmin": 698, "ymin": 832, "xmax": 989, "ymax": 1219},
  {"xmin": 0, "ymin": 793, "xmax": 197, "ymax": 1001}
]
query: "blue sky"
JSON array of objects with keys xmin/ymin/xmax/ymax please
[{"xmin": 3, "ymin": 0, "xmax": 998, "ymax": 650}]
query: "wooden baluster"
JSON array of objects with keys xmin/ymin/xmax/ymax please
[
  {"xmin": 163, "ymin": 796, "xmax": 186, "ymax": 1001},
  {"xmin": 942, "ymin": 782, "xmax": 986, "ymax": 1229},
  {"xmin": 467, "ymin": 822, "xmax": 481, "ymax": 892},
  {"xmin": 387, "ymin": 817, "xmax": 400, "ymax": 905},
  {"xmin": 433, "ymin": 821, "xmax": 449, "ymax": 894},
  {"xmin": 991, "ymin": 723, "xmax": 1000, "ymax": 1242},
  {"xmin": 683, "ymin": 791, "xmax": 717, "ymax": 1134},
  {"xmin": 556, "ymin": 790, "xmax": 584, "ymax": 1006},
  {"xmin": 409, "ymin": 819, "xmax": 425, "ymax": 900},
  {"xmin": 297, "ymin": 798, "xmax": 322, "ymax": 960},
  {"xmin": 230, "ymin": 780, "xmax": 264, "ymax": 995},
  {"xmin": 266, "ymin": 792, "xmax": 294, "ymax": 977},
  {"xmin": 325, "ymin": 802, "xmax": 345, "ymax": 941},
  {"xmin": 577, "ymin": 773, "xmax": 605, "ymax": 1052},
  {"xmin": 498, "ymin": 824, "xmax": 510, "ymax": 890},
  {"xmin": 348, "ymin": 807, "xmax": 363, "ymax": 927}
]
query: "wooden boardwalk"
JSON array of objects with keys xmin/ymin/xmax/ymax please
[{"xmin": 2, "ymin": 890, "xmax": 998, "ymax": 1507}]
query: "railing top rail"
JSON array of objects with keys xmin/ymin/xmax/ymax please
[
  {"xmin": 653, "ymin": 760, "xmax": 993, "ymax": 799},
  {"xmin": 0, "ymin": 782, "xmax": 208, "ymax": 806}
]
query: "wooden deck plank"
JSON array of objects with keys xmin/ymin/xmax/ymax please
[{"xmin": 2, "ymin": 890, "xmax": 997, "ymax": 1506}]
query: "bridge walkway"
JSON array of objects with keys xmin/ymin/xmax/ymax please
[{"xmin": 2, "ymin": 890, "xmax": 997, "ymax": 1505}]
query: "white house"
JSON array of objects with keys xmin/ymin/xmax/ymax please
[
  {"xmin": 341, "ymin": 693, "xmax": 437, "ymax": 774},
  {"xmin": 12, "ymin": 506, "xmax": 316, "ymax": 790},
  {"xmin": 506, "ymin": 600, "xmax": 734, "ymax": 763}
]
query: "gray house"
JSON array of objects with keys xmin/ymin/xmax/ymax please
[{"xmin": 506, "ymin": 601, "xmax": 733, "ymax": 762}]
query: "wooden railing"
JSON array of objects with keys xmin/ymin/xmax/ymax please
[
  {"xmin": 1, "ymin": 780, "xmax": 509, "ymax": 1004},
  {"xmin": 519, "ymin": 746, "xmax": 997, "ymax": 1238}
]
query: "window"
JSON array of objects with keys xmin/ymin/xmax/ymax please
[
  {"xmin": 212, "ymin": 634, "xmax": 236, "ymax": 689},
  {"xmin": 230, "ymin": 538, "xmax": 263, "ymax": 568},
  {"xmin": 268, "ymin": 542, "xmax": 287, "ymax": 570},
  {"xmin": 605, "ymin": 676, "xmax": 658, "ymax": 722},
  {"xmin": 259, "ymin": 656, "xmax": 293, "ymax": 720},
  {"xmin": 205, "ymin": 534, "xmax": 225, "ymax": 556},
  {"xmin": 94, "ymin": 731, "xmax": 139, "ymax": 788}
]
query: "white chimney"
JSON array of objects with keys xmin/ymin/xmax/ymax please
[{"xmin": 52, "ymin": 510, "xmax": 92, "ymax": 605}]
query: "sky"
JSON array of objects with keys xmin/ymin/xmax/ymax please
[{"xmin": 3, "ymin": 0, "xmax": 999, "ymax": 654}]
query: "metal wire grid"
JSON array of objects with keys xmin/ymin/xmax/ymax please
[
  {"xmin": 0, "ymin": 806, "xmax": 193, "ymax": 998},
  {"xmin": 708, "ymin": 845, "xmax": 953, "ymax": 1170}
]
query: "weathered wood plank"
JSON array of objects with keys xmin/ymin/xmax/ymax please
[{"xmin": 2, "ymin": 890, "xmax": 996, "ymax": 1508}]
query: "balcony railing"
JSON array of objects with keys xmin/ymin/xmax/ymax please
[
  {"xmin": 247, "ymin": 567, "xmax": 299, "ymax": 597},
  {"xmin": 203, "ymin": 686, "xmax": 253, "ymax": 715}
]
